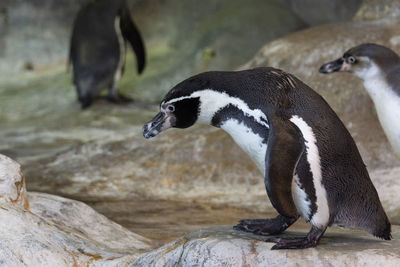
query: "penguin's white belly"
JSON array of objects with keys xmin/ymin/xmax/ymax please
[
  {"xmin": 112, "ymin": 15, "xmax": 125, "ymax": 91},
  {"xmin": 365, "ymin": 79, "xmax": 400, "ymax": 156},
  {"xmin": 292, "ymin": 174, "xmax": 311, "ymax": 220},
  {"xmin": 220, "ymin": 119, "xmax": 267, "ymax": 175},
  {"xmin": 373, "ymin": 97, "xmax": 400, "ymax": 156}
]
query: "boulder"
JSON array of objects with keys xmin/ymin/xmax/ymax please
[
  {"xmin": 126, "ymin": 0, "xmax": 307, "ymax": 102},
  {"xmin": 134, "ymin": 225, "xmax": 400, "ymax": 266},
  {"xmin": 277, "ymin": 0, "xmax": 362, "ymax": 26},
  {"xmin": 354, "ymin": 0, "xmax": 400, "ymax": 21},
  {"xmin": 242, "ymin": 19, "xmax": 400, "ymax": 169},
  {"xmin": 0, "ymin": 154, "xmax": 153, "ymax": 266}
]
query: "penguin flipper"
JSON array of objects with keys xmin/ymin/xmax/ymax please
[
  {"xmin": 119, "ymin": 3, "xmax": 146, "ymax": 74},
  {"xmin": 265, "ymin": 117, "xmax": 304, "ymax": 218}
]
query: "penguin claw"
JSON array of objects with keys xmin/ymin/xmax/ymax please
[{"xmin": 268, "ymin": 237, "xmax": 318, "ymax": 250}]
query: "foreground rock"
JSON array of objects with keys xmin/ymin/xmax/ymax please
[
  {"xmin": 0, "ymin": 155, "xmax": 153, "ymax": 266},
  {"xmin": 134, "ymin": 225, "xmax": 400, "ymax": 266}
]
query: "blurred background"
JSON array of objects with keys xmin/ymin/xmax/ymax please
[{"xmin": 0, "ymin": 0, "xmax": 400, "ymax": 246}]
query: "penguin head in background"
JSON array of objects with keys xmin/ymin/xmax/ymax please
[
  {"xmin": 319, "ymin": 43, "xmax": 400, "ymax": 79},
  {"xmin": 143, "ymin": 76, "xmax": 207, "ymax": 139}
]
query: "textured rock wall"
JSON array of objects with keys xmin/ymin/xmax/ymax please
[
  {"xmin": 0, "ymin": 154, "xmax": 154, "ymax": 266},
  {"xmin": 354, "ymin": 0, "xmax": 400, "ymax": 21},
  {"xmin": 278, "ymin": 0, "xmax": 362, "ymax": 25}
]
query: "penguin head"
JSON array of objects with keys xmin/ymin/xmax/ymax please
[
  {"xmin": 143, "ymin": 76, "xmax": 207, "ymax": 139},
  {"xmin": 319, "ymin": 43, "xmax": 400, "ymax": 79}
]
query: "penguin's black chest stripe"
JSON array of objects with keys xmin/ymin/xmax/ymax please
[
  {"xmin": 211, "ymin": 104, "xmax": 269, "ymax": 143},
  {"xmin": 211, "ymin": 105, "xmax": 270, "ymax": 174}
]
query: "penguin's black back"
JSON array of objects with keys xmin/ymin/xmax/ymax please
[
  {"xmin": 166, "ymin": 67, "xmax": 391, "ymax": 238},
  {"xmin": 70, "ymin": 0, "xmax": 124, "ymax": 82}
]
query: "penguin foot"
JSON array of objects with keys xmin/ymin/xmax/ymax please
[
  {"xmin": 266, "ymin": 236, "xmax": 318, "ymax": 250},
  {"xmin": 233, "ymin": 215, "xmax": 298, "ymax": 236},
  {"xmin": 265, "ymin": 225, "xmax": 326, "ymax": 250},
  {"xmin": 107, "ymin": 93, "xmax": 133, "ymax": 104}
]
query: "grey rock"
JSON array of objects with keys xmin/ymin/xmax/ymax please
[
  {"xmin": 133, "ymin": 225, "xmax": 400, "ymax": 266},
  {"xmin": 354, "ymin": 0, "xmax": 400, "ymax": 21},
  {"xmin": 0, "ymin": 154, "xmax": 154, "ymax": 266},
  {"xmin": 277, "ymin": 0, "xmax": 362, "ymax": 26}
]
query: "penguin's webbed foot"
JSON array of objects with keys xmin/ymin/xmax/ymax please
[
  {"xmin": 266, "ymin": 236, "xmax": 317, "ymax": 250},
  {"xmin": 265, "ymin": 225, "xmax": 326, "ymax": 250},
  {"xmin": 233, "ymin": 215, "xmax": 298, "ymax": 236}
]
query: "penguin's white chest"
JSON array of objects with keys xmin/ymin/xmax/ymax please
[
  {"xmin": 364, "ymin": 78, "xmax": 400, "ymax": 156},
  {"xmin": 220, "ymin": 119, "xmax": 267, "ymax": 175}
]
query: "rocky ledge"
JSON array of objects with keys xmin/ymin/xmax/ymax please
[
  {"xmin": 134, "ymin": 225, "xmax": 400, "ymax": 266},
  {"xmin": 0, "ymin": 154, "xmax": 153, "ymax": 266}
]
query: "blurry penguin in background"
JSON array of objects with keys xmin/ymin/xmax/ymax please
[{"xmin": 69, "ymin": 0, "xmax": 146, "ymax": 109}]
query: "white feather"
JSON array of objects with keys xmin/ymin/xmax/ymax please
[
  {"xmin": 112, "ymin": 15, "xmax": 125, "ymax": 94},
  {"xmin": 356, "ymin": 62, "xmax": 400, "ymax": 156},
  {"xmin": 290, "ymin": 115, "xmax": 329, "ymax": 228},
  {"xmin": 220, "ymin": 119, "xmax": 267, "ymax": 175},
  {"xmin": 292, "ymin": 174, "xmax": 311, "ymax": 220}
]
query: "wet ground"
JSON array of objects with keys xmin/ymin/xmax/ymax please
[{"xmin": 88, "ymin": 198, "xmax": 276, "ymax": 247}]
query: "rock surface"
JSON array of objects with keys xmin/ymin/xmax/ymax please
[
  {"xmin": 0, "ymin": 154, "xmax": 153, "ymax": 266},
  {"xmin": 134, "ymin": 225, "xmax": 400, "ymax": 266},
  {"xmin": 126, "ymin": 0, "xmax": 307, "ymax": 102},
  {"xmin": 354, "ymin": 0, "xmax": 400, "ymax": 21},
  {"xmin": 23, "ymin": 125, "xmax": 400, "ymax": 225},
  {"xmin": 278, "ymin": 0, "xmax": 362, "ymax": 25},
  {"xmin": 0, "ymin": 154, "xmax": 29, "ymax": 209}
]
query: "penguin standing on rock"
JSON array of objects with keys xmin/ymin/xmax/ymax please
[
  {"xmin": 69, "ymin": 0, "xmax": 146, "ymax": 109},
  {"xmin": 143, "ymin": 67, "xmax": 391, "ymax": 249},
  {"xmin": 320, "ymin": 43, "xmax": 400, "ymax": 157}
]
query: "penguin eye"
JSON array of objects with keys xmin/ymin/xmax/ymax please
[
  {"xmin": 167, "ymin": 105, "xmax": 175, "ymax": 112},
  {"xmin": 348, "ymin": 56, "xmax": 356, "ymax": 64}
]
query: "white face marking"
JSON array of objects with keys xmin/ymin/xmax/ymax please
[
  {"xmin": 355, "ymin": 62, "xmax": 400, "ymax": 156},
  {"xmin": 292, "ymin": 174, "xmax": 311, "ymax": 220},
  {"xmin": 220, "ymin": 119, "xmax": 267, "ymax": 175},
  {"xmin": 163, "ymin": 89, "xmax": 269, "ymax": 128},
  {"xmin": 112, "ymin": 15, "xmax": 125, "ymax": 94},
  {"xmin": 290, "ymin": 115, "xmax": 330, "ymax": 227}
]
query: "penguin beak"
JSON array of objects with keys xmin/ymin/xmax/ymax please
[
  {"xmin": 143, "ymin": 112, "xmax": 175, "ymax": 139},
  {"xmin": 319, "ymin": 58, "xmax": 345, "ymax": 74}
]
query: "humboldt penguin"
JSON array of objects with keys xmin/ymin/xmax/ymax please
[
  {"xmin": 69, "ymin": 0, "xmax": 146, "ymax": 109},
  {"xmin": 142, "ymin": 67, "xmax": 391, "ymax": 249},
  {"xmin": 320, "ymin": 43, "xmax": 400, "ymax": 157}
]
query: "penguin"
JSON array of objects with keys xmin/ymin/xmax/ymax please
[
  {"xmin": 319, "ymin": 43, "xmax": 400, "ymax": 157},
  {"xmin": 69, "ymin": 0, "xmax": 146, "ymax": 109},
  {"xmin": 142, "ymin": 67, "xmax": 391, "ymax": 249}
]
